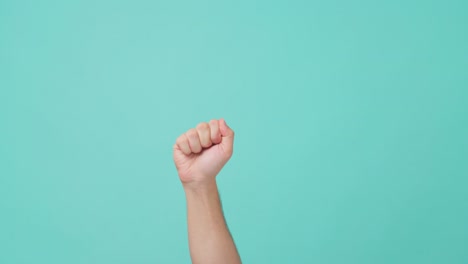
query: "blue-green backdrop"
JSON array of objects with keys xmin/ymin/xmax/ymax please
[{"xmin": 1, "ymin": 0, "xmax": 467, "ymax": 263}]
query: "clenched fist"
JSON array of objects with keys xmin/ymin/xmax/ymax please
[{"xmin": 173, "ymin": 118, "xmax": 235, "ymax": 188}]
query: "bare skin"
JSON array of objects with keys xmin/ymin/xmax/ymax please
[{"xmin": 173, "ymin": 118, "xmax": 242, "ymax": 264}]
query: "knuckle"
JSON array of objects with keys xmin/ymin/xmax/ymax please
[
  {"xmin": 176, "ymin": 134, "xmax": 185, "ymax": 144},
  {"xmin": 196, "ymin": 122, "xmax": 209, "ymax": 131},
  {"xmin": 186, "ymin": 128, "xmax": 197, "ymax": 137}
]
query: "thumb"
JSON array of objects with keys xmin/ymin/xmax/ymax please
[{"xmin": 219, "ymin": 118, "xmax": 234, "ymax": 155}]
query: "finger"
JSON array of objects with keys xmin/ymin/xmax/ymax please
[
  {"xmin": 219, "ymin": 118, "xmax": 235, "ymax": 156},
  {"xmin": 185, "ymin": 128, "xmax": 202, "ymax": 153},
  {"xmin": 196, "ymin": 122, "xmax": 212, "ymax": 148},
  {"xmin": 175, "ymin": 134, "xmax": 191, "ymax": 155},
  {"xmin": 219, "ymin": 118, "xmax": 234, "ymax": 138},
  {"xmin": 209, "ymin": 119, "xmax": 222, "ymax": 144}
]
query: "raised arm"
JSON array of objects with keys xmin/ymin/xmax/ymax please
[{"xmin": 173, "ymin": 118, "xmax": 242, "ymax": 264}]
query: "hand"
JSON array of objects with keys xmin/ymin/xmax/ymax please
[{"xmin": 173, "ymin": 118, "xmax": 235, "ymax": 188}]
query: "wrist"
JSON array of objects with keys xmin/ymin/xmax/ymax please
[
  {"xmin": 183, "ymin": 178, "xmax": 218, "ymax": 195},
  {"xmin": 183, "ymin": 178, "xmax": 223, "ymax": 219}
]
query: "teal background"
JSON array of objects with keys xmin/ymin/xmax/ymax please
[{"xmin": 1, "ymin": 0, "xmax": 467, "ymax": 263}]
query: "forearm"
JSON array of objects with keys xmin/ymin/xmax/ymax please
[{"xmin": 184, "ymin": 179, "xmax": 241, "ymax": 264}]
